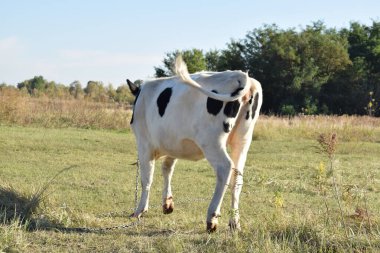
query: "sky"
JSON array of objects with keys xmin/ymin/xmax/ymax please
[{"xmin": 1, "ymin": 0, "xmax": 379, "ymax": 87}]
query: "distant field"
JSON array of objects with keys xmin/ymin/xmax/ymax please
[{"xmin": 1, "ymin": 115, "xmax": 379, "ymax": 252}]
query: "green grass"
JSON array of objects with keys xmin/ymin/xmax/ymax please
[{"xmin": 1, "ymin": 123, "xmax": 380, "ymax": 252}]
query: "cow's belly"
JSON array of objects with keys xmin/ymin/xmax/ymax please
[{"xmin": 158, "ymin": 138, "xmax": 204, "ymax": 161}]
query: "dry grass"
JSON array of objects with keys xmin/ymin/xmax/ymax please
[
  {"xmin": 255, "ymin": 115, "xmax": 380, "ymax": 142},
  {"xmin": 0, "ymin": 89, "xmax": 131, "ymax": 130}
]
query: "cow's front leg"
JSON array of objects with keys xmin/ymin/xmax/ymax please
[
  {"xmin": 203, "ymin": 147, "xmax": 234, "ymax": 233},
  {"xmin": 132, "ymin": 153, "xmax": 155, "ymax": 218},
  {"xmin": 161, "ymin": 156, "xmax": 177, "ymax": 214}
]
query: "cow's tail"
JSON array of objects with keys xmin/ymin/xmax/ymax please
[{"xmin": 174, "ymin": 55, "xmax": 249, "ymax": 102}]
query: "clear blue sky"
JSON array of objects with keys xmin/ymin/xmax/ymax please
[{"xmin": 1, "ymin": 0, "xmax": 379, "ymax": 86}]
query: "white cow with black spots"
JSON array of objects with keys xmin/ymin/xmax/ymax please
[{"xmin": 127, "ymin": 56, "xmax": 262, "ymax": 232}]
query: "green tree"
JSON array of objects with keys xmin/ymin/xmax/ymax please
[
  {"xmin": 205, "ymin": 49, "xmax": 220, "ymax": 71},
  {"xmin": 320, "ymin": 21, "xmax": 380, "ymax": 115},
  {"xmin": 320, "ymin": 57, "xmax": 368, "ymax": 114},
  {"xmin": 115, "ymin": 84, "xmax": 135, "ymax": 104},
  {"xmin": 244, "ymin": 23, "xmax": 350, "ymax": 113},
  {"xmin": 217, "ymin": 40, "xmax": 246, "ymax": 71},
  {"xmin": 106, "ymin": 84, "xmax": 117, "ymax": 102},
  {"xmin": 204, "ymin": 41, "xmax": 247, "ymax": 72},
  {"xmin": 17, "ymin": 76, "xmax": 47, "ymax": 96},
  {"xmin": 155, "ymin": 49, "xmax": 207, "ymax": 77},
  {"xmin": 44, "ymin": 81, "xmax": 69, "ymax": 98},
  {"xmin": 69, "ymin": 81, "xmax": 84, "ymax": 99},
  {"xmin": 84, "ymin": 81, "xmax": 107, "ymax": 102},
  {"xmin": 348, "ymin": 21, "xmax": 380, "ymax": 115}
]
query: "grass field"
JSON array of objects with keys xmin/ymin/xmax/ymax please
[{"xmin": 1, "ymin": 116, "xmax": 380, "ymax": 252}]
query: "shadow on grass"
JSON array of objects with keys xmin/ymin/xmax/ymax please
[
  {"xmin": 0, "ymin": 184, "xmax": 140, "ymax": 234},
  {"xmin": 0, "ymin": 166, "xmax": 80, "ymax": 232},
  {"xmin": 0, "ymin": 165, "xmax": 146, "ymax": 234},
  {"xmin": 0, "ymin": 185, "xmax": 101, "ymax": 233},
  {"xmin": 0, "ymin": 185, "xmax": 39, "ymax": 225},
  {"xmin": 0, "ymin": 184, "xmax": 64, "ymax": 231}
]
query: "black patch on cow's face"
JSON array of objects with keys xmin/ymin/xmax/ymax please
[
  {"xmin": 231, "ymin": 87, "xmax": 244, "ymax": 97},
  {"xmin": 224, "ymin": 100, "xmax": 241, "ymax": 118},
  {"xmin": 157, "ymin": 87, "xmax": 173, "ymax": 117},
  {"xmin": 130, "ymin": 88, "xmax": 141, "ymax": 124},
  {"xmin": 251, "ymin": 93, "xmax": 259, "ymax": 119},
  {"xmin": 207, "ymin": 90, "xmax": 223, "ymax": 116},
  {"xmin": 223, "ymin": 122, "xmax": 230, "ymax": 133},
  {"xmin": 245, "ymin": 111, "xmax": 250, "ymax": 120}
]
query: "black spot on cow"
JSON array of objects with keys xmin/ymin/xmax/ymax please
[
  {"xmin": 251, "ymin": 93, "xmax": 259, "ymax": 119},
  {"xmin": 248, "ymin": 95, "xmax": 253, "ymax": 104},
  {"xmin": 223, "ymin": 122, "xmax": 230, "ymax": 133},
  {"xmin": 231, "ymin": 87, "xmax": 244, "ymax": 97},
  {"xmin": 157, "ymin": 87, "xmax": 172, "ymax": 117},
  {"xmin": 207, "ymin": 90, "xmax": 223, "ymax": 116},
  {"xmin": 245, "ymin": 111, "xmax": 250, "ymax": 120},
  {"xmin": 224, "ymin": 100, "xmax": 241, "ymax": 118},
  {"xmin": 130, "ymin": 88, "xmax": 140, "ymax": 124}
]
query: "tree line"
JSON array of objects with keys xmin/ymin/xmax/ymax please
[
  {"xmin": 1, "ymin": 76, "xmax": 139, "ymax": 105},
  {"xmin": 1, "ymin": 21, "xmax": 379, "ymax": 116},
  {"xmin": 155, "ymin": 21, "xmax": 380, "ymax": 116}
]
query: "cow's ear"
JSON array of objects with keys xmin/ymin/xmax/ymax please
[{"xmin": 127, "ymin": 79, "xmax": 140, "ymax": 96}]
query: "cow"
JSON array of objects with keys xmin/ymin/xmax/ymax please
[{"xmin": 127, "ymin": 56, "xmax": 262, "ymax": 232}]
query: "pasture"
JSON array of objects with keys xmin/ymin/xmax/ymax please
[{"xmin": 1, "ymin": 116, "xmax": 380, "ymax": 252}]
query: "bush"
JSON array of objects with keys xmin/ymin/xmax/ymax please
[{"xmin": 280, "ymin": 104, "xmax": 296, "ymax": 116}]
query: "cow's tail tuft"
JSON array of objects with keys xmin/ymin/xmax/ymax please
[
  {"xmin": 174, "ymin": 55, "xmax": 190, "ymax": 81},
  {"xmin": 174, "ymin": 55, "xmax": 204, "ymax": 91}
]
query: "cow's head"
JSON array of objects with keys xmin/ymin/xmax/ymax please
[{"xmin": 127, "ymin": 79, "xmax": 141, "ymax": 96}]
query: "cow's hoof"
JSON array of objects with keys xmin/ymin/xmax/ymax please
[
  {"xmin": 129, "ymin": 212, "xmax": 142, "ymax": 219},
  {"xmin": 207, "ymin": 222, "xmax": 217, "ymax": 233},
  {"xmin": 162, "ymin": 197, "xmax": 174, "ymax": 214},
  {"xmin": 129, "ymin": 209, "xmax": 147, "ymax": 219},
  {"xmin": 228, "ymin": 219, "xmax": 241, "ymax": 231}
]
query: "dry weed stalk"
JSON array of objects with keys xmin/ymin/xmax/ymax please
[
  {"xmin": 317, "ymin": 133, "xmax": 338, "ymax": 160},
  {"xmin": 317, "ymin": 132, "xmax": 349, "ymax": 238}
]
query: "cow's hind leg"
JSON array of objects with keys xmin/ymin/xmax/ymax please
[
  {"xmin": 227, "ymin": 94, "xmax": 259, "ymax": 230},
  {"xmin": 162, "ymin": 156, "xmax": 177, "ymax": 214},
  {"xmin": 228, "ymin": 139, "xmax": 251, "ymax": 231},
  {"xmin": 132, "ymin": 149, "xmax": 155, "ymax": 218},
  {"xmin": 203, "ymin": 147, "xmax": 234, "ymax": 232}
]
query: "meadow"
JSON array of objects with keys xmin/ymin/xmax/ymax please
[{"xmin": 0, "ymin": 96, "xmax": 380, "ymax": 252}]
